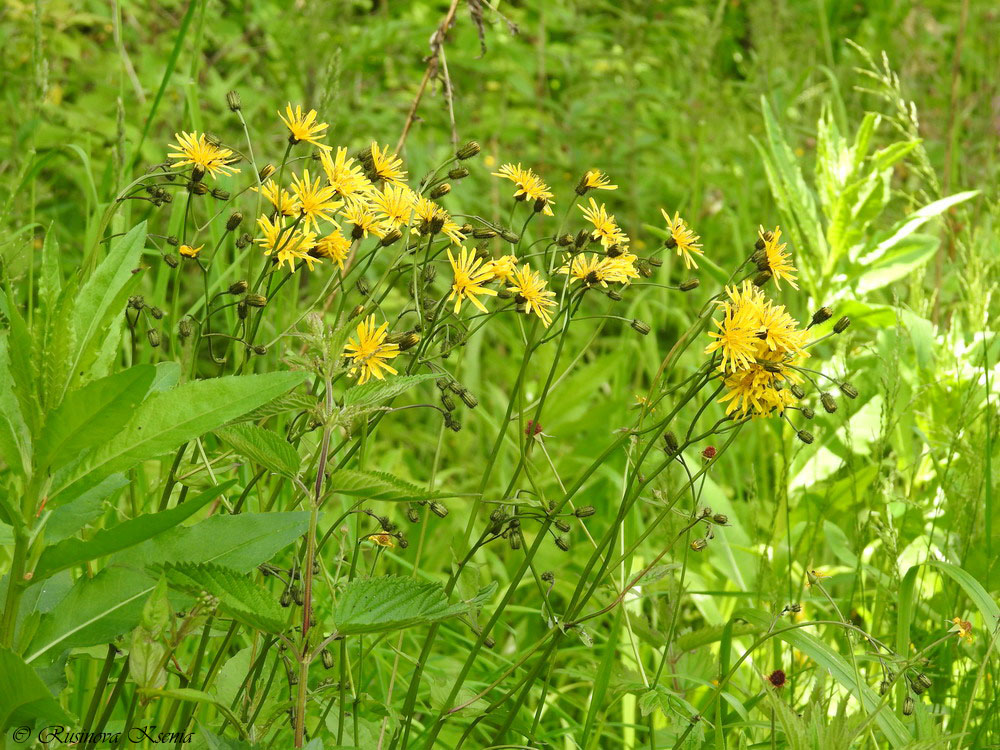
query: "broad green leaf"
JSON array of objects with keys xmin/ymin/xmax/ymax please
[
  {"xmin": 26, "ymin": 511, "xmax": 308, "ymax": 662},
  {"xmin": 31, "ymin": 481, "xmax": 234, "ymax": 583},
  {"xmin": 0, "ymin": 334, "xmax": 32, "ymax": 477},
  {"xmin": 216, "ymin": 422, "xmax": 300, "ymax": 478},
  {"xmin": 736, "ymin": 608, "xmax": 911, "ymax": 747},
  {"xmin": 854, "ymin": 234, "xmax": 937, "ymax": 295},
  {"xmin": 49, "ymin": 371, "xmax": 307, "ymax": 506},
  {"xmin": 864, "ymin": 190, "xmax": 978, "ymax": 263},
  {"xmin": 142, "ymin": 689, "xmax": 249, "ymax": 739},
  {"xmin": 45, "ymin": 474, "xmax": 128, "ymax": 543},
  {"xmin": 160, "ymin": 562, "xmax": 287, "ymax": 633},
  {"xmin": 334, "ymin": 576, "xmax": 478, "ymax": 636},
  {"xmin": 342, "ymin": 373, "xmax": 439, "ymax": 409},
  {"xmin": 0, "ymin": 647, "xmax": 73, "ymax": 730},
  {"xmin": 873, "ymin": 139, "xmax": 921, "ymax": 171},
  {"xmin": 64, "ymin": 222, "xmax": 147, "ymax": 399},
  {"xmin": 326, "ymin": 468, "xmax": 451, "ymax": 503},
  {"xmin": 34, "ymin": 365, "xmax": 156, "ymax": 472}
]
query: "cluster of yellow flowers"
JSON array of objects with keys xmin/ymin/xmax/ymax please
[{"xmin": 704, "ymin": 231, "xmax": 809, "ymax": 419}]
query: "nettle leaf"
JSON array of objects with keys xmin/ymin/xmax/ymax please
[
  {"xmin": 342, "ymin": 373, "xmax": 439, "ymax": 410},
  {"xmin": 326, "ymin": 469, "xmax": 450, "ymax": 503},
  {"xmin": 34, "ymin": 364, "xmax": 156, "ymax": 472},
  {"xmin": 0, "ymin": 647, "xmax": 73, "ymax": 730},
  {"xmin": 159, "ymin": 562, "xmax": 286, "ymax": 633},
  {"xmin": 31, "ymin": 481, "xmax": 234, "ymax": 583},
  {"xmin": 48, "ymin": 371, "xmax": 307, "ymax": 506},
  {"xmin": 216, "ymin": 422, "xmax": 300, "ymax": 478},
  {"xmin": 334, "ymin": 576, "xmax": 489, "ymax": 636}
]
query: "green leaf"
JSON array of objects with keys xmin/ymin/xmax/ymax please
[
  {"xmin": 216, "ymin": 422, "xmax": 300, "ymax": 478},
  {"xmin": 34, "ymin": 365, "xmax": 156, "ymax": 472},
  {"xmin": 160, "ymin": 562, "xmax": 287, "ymax": 633},
  {"xmin": 142, "ymin": 689, "xmax": 249, "ymax": 740},
  {"xmin": 31, "ymin": 481, "xmax": 234, "ymax": 583},
  {"xmin": 49, "ymin": 371, "xmax": 307, "ymax": 506},
  {"xmin": 0, "ymin": 647, "xmax": 73, "ymax": 730},
  {"xmin": 342, "ymin": 373, "xmax": 439, "ymax": 409},
  {"xmin": 326, "ymin": 468, "xmax": 451, "ymax": 503},
  {"xmin": 854, "ymin": 233, "xmax": 938, "ymax": 295},
  {"xmin": 0, "ymin": 334, "xmax": 32, "ymax": 477},
  {"xmin": 45, "ymin": 474, "xmax": 127, "ymax": 543},
  {"xmin": 333, "ymin": 576, "xmax": 473, "ymax": 636},
  {"xmin": 26, "ymin": 511, "xmax": 308, "ymax": 663},
  {"xmin": 735, "ymin": 608, "xmax": 911, "ymax": 747}
]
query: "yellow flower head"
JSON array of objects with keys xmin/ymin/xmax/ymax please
[
  {"xmin": 370, "ymin": 184, "xmax": 414, "ymax": 230},
  {"xmin": 167, "ymin": 132, "xmax": 240, "ymax": 178},
  {"xmin": 253, "ymin": 179, "xmax": 300, "ymax": 217},
  {"xmin": 279, "ymin": 104, "xmax": 330, "ymax": 150},
  {"xmin": 320, "ymin": 147, "xmax": 373, "ymax": 201},
  {"xmin": 179, "ymin": 244, "xmax": 203, "ymax": 258},
  {"xmin": 580, "ymin": 198, "xmax": 629, "ymax": 249},
  {"xmin": 290, "ymin": 169, "xmax": 342, "ymax": 231},
  {"xmin": 314, "ymin": 230, "xmax": 352, "ymax": 271},
  {"xmin": 758, "ymin": 226, "xmax": 798, "ymax": 290},
  {"xmin": 254, "ymin": 214, "xmax": 318, "ymax": 272},
  {"xmin": 581, "ymin": 169, "xmax": 617, "ymax": 191},
  {"xmin": 369, "ymin": 142, "xmax": 408, "ymax": 186},
  {"xmin": 558, "ymin": 253, "xmax": 632, "ymax": 287},
  {"xmin": 484, "ymin": 254, "xmax": 519, "ymax": 283},
  {"xmin": 369, "ymin": 532, "xmax": 396, "ymax": 548},
  {"xmin": 661, "ymin": 209, "xmax": 704, "ymax": 269},
  {"xmin": 447, "ymin": 246, "xmax": 498, "ymax": 314},
  {"xmin": 507, "ymin": 264, "xmax": 556, "ymax": 327},
  {"xmin": 343, "ymin": 199, "xmax": 386, "ymax": 239},
  {"xmin": 951, "ymin": 617, "xmax": 974, "ymax": 644},
  {"xmin": 343, "ymin": 314, "xmax": 400, "ymax": 384},
  {"xmin": 492, "ymin": 163, "xmax": 555, "ymax": 216}
]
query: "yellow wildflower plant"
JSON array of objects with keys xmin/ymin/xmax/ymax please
[
  {"xmin": 279, "ymin": 104, "xmax": 331, "ymax": 150},
  {"xmin": 507, "ymin": 263, "xmax": 556, "ymax": 327},
  {"xmin": 492, "ymin": 163, "xmax": 555, "ymax": 215},
  {"xmin": 370, "ymin": 184, "xmax": 415, "ymax": 230},
  {"xmin": 290, "ymin": 169, "xmax": 342, "ymax": 231},
  {"xmin": 167, "ymin": 132, "xmax": 240, "ymax": 178},
  {"xmin": 661, "ymin": 209, "xmax": 704, "ymax": 269},
  {"xmin": 369, "ymin": 142, "xmax": 408, "ymax": 186},
  {"xmin": 320, "ymin": 147, "xmax": 374, "ymax": 201},
  {"xmin": 253, "ymin": 179, "xmax": 300, "ymax": 217},
  {"xmin": 314, "ymin": 230, "xmax": 352, "ymax": 271},
  {"xmin": 757, "ymin": 226, "xmax": 798, "ymax": 290},
  {"xmin": 447, "ymin": 246, "xmax": 498, "ymax": 314},
  {"xmin": 580, "ymin": 198, "xmax": 629, "ymax": 249}
]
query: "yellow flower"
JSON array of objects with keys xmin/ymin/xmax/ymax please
[
  {"xmin": 179, "ymin": 244, "xmax": 203, "ymax": 258},
  {"xmin": 167, "ymin": 132, "xmax": 240, "ymax": 178},
  {"xmin": 484, "ymin": 254, "xmax": 519, "ymax": 283},
  {"xmin": 705, "ymin": 304, "xmax": 759, "ymax": 373},
  {"xmin": 290, "ymin": 169, "xmax": 342, "ymax": 231},
  {"xmin": 507, "ymin": 264, "xmax": 556, "ymax": 327},
  {"xmin": 661, "ymin": 209, "xmax": 704, "ymax": 269},
  {"xmin": 492, "ymin": 163, "xmax": 555, "ymax": 215},
  {"xmin": 558, "ymin": 253, "xmax": 632, "ymax": 287},
  {"xmin": 278, "ymin": 104, "xmax": 330, "ymax": 150},
  {"xmin": 951, "ymin": 617, "xmax": 974, "ymax": 644},
  {"xmin": 370, "ymin": 184, "xmax": 414, "ymax": 230},
  {"xmin": 320, "ymin": 146, "xmax": 373, "ymax": 201},
  {"xmin": 580, "ymin": 198, "xmax": 629, "ymax": 249},
  {"xmin": 447, "ymin": 246, "xmax": 498, "ymax": 314},
  {"xmin": 314, "ymin": 230, "xmax": 352, "ymax": 271},
  {"xmin": 758, "ymin": 226, "xmax": 798, "ymax": 290},
  {"xmin": 343, "ymin": 314, "xmax": 400, "ymax": 384},
  {"xmin": 440, "ymin": 217, "xmax": 467, "ymax": 245},
  {"xmin": 343, "ymin": 199, "xmax": 385, "ymax": 239},
  {"xmin": 369, "ymin": 142, "xmax": 408, "ymax": 186},
  {"xmin": 716, "ymin": 357, "xmax": 800, "ymax": 419},
  {"xmin": 254, "ymin": 214, "xmax": 318, "ymax": 272},
  {"xmin": 369, "ymin": 532, "xmax": 396, "ymax": 548},
  {"xmin": 582, "ymin": 169, "xmax": 617, "ymax": 191},
  {"xmin": 253, "ymin": 179, "xmax": 299, "ymax": 217}
]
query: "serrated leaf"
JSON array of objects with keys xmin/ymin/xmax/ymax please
[
  {"xmin": 342, "ymin": 373, "xmax": 439, "ymax": 409},
  {"xmin": 326, "ymin": 468, "xmax": 451, "ymax": 503},
  {"xmin": 48, "ymin": 371, "xmax": 308, "ymax": 507},
  {"xmin": 333, "ymin": 576, "xmax": 472, "ymax": 636},
  {"xmin": 31, "ymin": 481, "xmax": 234, "ymax": 583},
  {"xmin": 159, "ymin": 562, "xmax": 287, "ymax": 633},
  {"xmin": 216, "ymin": 422, "xmax": 300, "ymax": 478}
]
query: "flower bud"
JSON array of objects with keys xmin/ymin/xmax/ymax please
[
  {"xmin": 916, "ymin": 673, "xmax": 932, "ymax": 690},
  {"xmin": 178, "ymin": 318, "xmax": 193, "ymax": 338},
  {"xmin": 690, "ymin": 538, "xmax": 708, "ymax": 551},
  {"xmin": 833, "ymin": 316, "xmax": 851, "ymax": 334},
  {"xmin": 499, "ymin": 229, "xmax": 519, "ymax": 244},
  {"xmin": 801, "ymin": 407, "xmax": 815, "ymax": 420},
  {"xmin": 430, "ymin": 502, "xmax": 448, "ymax": 518},
  {"xmin": 473, "ymin": 228, "xmax": 497, "ymax": 239},
  {"xmin": 237, "ymin": 301, "xmax": 248, "ymax": 319},
  {"xmin": 456, "ymin": 141, "xmax": 481, "ymax": 160},
  {"xmin": 355, "ymin": 278, "xmax": 370, "ymax": 296},
  {"xmin": 903, "ymin": 696, "xmax": 914, "ymax": 716},
  {"xmin": 226, "ymin": 212, "xmax": 244, "ymax": 232},
  {"xmin": 796, "ymin": 430, "xmax": 814, "ymax": 444},
  {"xmin": 163, "ymin": 254, "xmax": 179, "ymax": 268},
  {"xmin": 448, "ymin": 167, "xmax": 470, "ymax": 180},
  {"xmin": 236, "ymin": 232, "xmax": 252, "ymax": 249},
  {"xmin": 821, "ymin": 392, "xmax": 838, "ymax": 413},
  {"xmin": 166, "ymin": 235, "xmax": 180, "ymax": 246},
  {"xmin": 533, "ymin": 197, "xmax": 549, "ymax": 214},
  {"xmin": 380, "ymin": 228, "xmax": 403, "ymax": 246},
  {"xmin": 508, "ymin": 532, "xmax": 522, "ymax": 550},
  {"xmin": 574, "ymin": 505, "xmax": 596, "ymax": 518},
  {"xmin": 146, "ymin": 329, "xmax": 160, "ymax": 347},
  {"xmin": 647, "ymin": 256, "xmax": 663, "ymax": 268},
  {"xmin": 810, "ymin": 307, "xmax": 833, "ymax": 326},
  {"xmin": 150, "ymin": 307, "xmax": 164, "ymax": 320},
  {"xmin": 440, "ymin": 393, "xmax": 456, "ymax": 411},
  {"xmin": 554, "ymin": 519, "xmax": 571, "ymax": 533},
  {"xmin": 679, "ymin": 278, "xmax": 700, "ymax": 292},
  {"xmin": 630, "ymin": 319, "xmax": 651, "ymax": 336},
  {"xmin": 211, "ymin": 188, "xmax": 231, "ymax": 201},
  {"xmin": 879, "ymin": 680, "xmax": 891, "ymax": 695},
  {"xmin": 752, "ymin": 270, "xmax": 772, "ymax": 287},
  {"xmin": 226, "ymin": 90, "xmax": 242, "ymax": 111},
  {"xmin": 663, "ymin": 431, "xmax": 679, "ymax": 455},
  {"xmin": 554, "ymin": 536, "xmax": 570, "ymax": 552},
  {"xmin": 225, "ymin": 281, "xmax": 247, "ymax": 296},
  {"xmin": 245, "ymin": 294, "xmax": 267, "ymax": 308},
  {"xmin": 399, "ymin": 332, "xmax": 421, "ymax": 351},
  {"xmin": 839, "ymin": 382, "xmax": 858, "ymax": 399},
  {"xmin": 190, "ymin": 166, "xmax": 206, "ymax": 184},
  {"xmin": 790, "ymin": 384, "xmax": 805, "ymax": 399},
  {"xmin": 430, "ymin": 183, "xmax": 451, "ymax": 199},
  {"xmin": 321, "ymin": 648, "xmax": 334, "ymax": 669},
  {"xmin": 557, "ymin": 233, "xmax": 574, "ymax": 247},
  {"xmin": 129, "ymin": 295, "xmax": 145, "ymax": 310},
  {"xmin": 457, "ymin": 388, "xmax": 478, "ymax": 409},
  {"xmin": 258, "ymin": 164, "xmax": 276, "ymax": 181},
  {"xmin": 575, "ymin": 229, "xmax": 592, "ymax": 248},
  {"xmin": 253, "ymin": 345, "xmax": 267, "ymax": 356},
  {"xmin": 712, "ymin": 514, "xmax": 729, "ymax": 525}
]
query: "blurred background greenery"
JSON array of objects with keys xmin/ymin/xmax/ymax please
[{"xmin": 1, "ymin": 1, "xmax": 998, "ymax": 746}]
